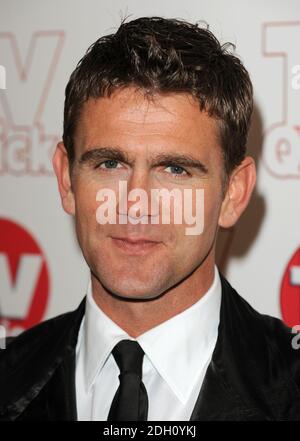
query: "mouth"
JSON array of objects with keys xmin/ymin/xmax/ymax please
[{"xmin": 110, "ymin": 236, "xmax": 162, "ymax": 255}]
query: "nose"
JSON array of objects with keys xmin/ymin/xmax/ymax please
[{"xmin": 117, "ymin": 169, "xmax": 158, "ymax": 220}]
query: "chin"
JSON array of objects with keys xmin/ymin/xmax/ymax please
[
  {"xmin": 113, "ymin": 291, "xmax": 161, "ymax": 301},
  {"xmin": 100, "ymin": 276, "xmax": 166, "ymax": 301},
  {"xmin": 90, "ymin": 255, "xmax": 174, "ymax": 299}
]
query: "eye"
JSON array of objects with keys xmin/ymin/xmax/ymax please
[
  {"xmin": 97, "ymin": 160, "xmax": 122, "ymax": 169},
  {"xmin": 164, "ymin": 165, "xmax": 189, "ymax": 176}
]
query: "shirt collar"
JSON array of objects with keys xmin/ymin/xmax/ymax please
[{"xmin": 80, "ymin": 266, "xmax": 221, "ymax": 404}]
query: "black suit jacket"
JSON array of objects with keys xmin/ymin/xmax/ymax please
[{"xmin": 1, "ymin": 274, "xmax": 300, "ymax": 421}]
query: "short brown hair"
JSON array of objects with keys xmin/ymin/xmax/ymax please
[{"xmin": 63, "ymin": 16, "xmax": 253, "ymax": 177}]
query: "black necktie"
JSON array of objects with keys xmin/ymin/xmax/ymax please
[{"xmin": 107, "ymin": 339, "xmax": 148, "ymax": 421}]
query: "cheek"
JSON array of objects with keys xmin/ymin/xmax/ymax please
[
  {"xmin": 204, "ymin": 199, "xmax": 220, "ymax": 230},
  {"xmin": 76, "ymin": 193, "xmax": 96, "ymax": 219},
  {"xmin": 76, "ymin": 177, "xmax": 122, "ymax": 215},
  {"xmin": 182, "ymin": 185, "xmax": 221, "ymax": 237},
  {"xmin": 74, "ymin": 181, "xmax": 101, "ymax": 234},
  {"xmin": 203, "ymin": 182, "xmax": 223, "ymax": 227},
  {"xmin": 174, "ymin": 189, "xmax": 221, "ymax": 260}
]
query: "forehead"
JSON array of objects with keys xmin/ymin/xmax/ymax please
[{"xmin": 75, "ymin": 87, "xmax": 221, "ymax": 161}]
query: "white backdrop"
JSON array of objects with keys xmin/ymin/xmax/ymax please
[{"xmin": 0, "ymin": 0, "xmax": 299, "ymax": 336}]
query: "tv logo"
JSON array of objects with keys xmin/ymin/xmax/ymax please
[
  {"xmin": 0, "ymin": 31, "xmax": 64, "ymax": 175},
  {"xmin": 0, "ymin": 218, "xmax": 50, "ymax": 335},
  {"xmin": 0, "ymin": 64, "xmax": 5, "ymax": 89},
  {"xmin": 262, "ymin": 22, "xmax": 300, "ymax": 179},
  {"xmin": 280, "ymin": 247, "xmax": 300, "ymax": 328}
]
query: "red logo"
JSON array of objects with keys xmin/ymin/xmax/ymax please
[
  {"xmin": 0, "ymin": 218, "xmax": 50, "ymax": 335},
  {"xmin": 280, "ymin": 247, "xmax": 300, "ymax": 327}
]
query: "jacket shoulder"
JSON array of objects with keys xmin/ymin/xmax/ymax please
[
  {"xmin": 227, "ymin": 277, "xmax": 297, "ymax": 353},
  {"xmin": 1, "ymin": 308, "xmax": 78, "ymax": 354},
  {"xmin": 0, "ymin": 298, "xmax": 86, "ymax": 418},
  {"xmin": 220, "ymin": 275, "xmax": 300, "ymax": 393}
]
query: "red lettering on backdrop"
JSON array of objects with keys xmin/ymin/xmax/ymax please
[
  {"xmin": 0, "ymin": 218, "xmax": 49, "ymax": 334},
  {"xmin": 280, "ymin": 247, "xmax": 300, "ymax": 327},
  {"xmin": 262, "ymin": 22, "xmax": 300, "ymax": 179}
]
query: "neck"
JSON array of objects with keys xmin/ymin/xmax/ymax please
[{"xmin": 91, "ymin": 256, "xmax": 215, "ymax": 338}]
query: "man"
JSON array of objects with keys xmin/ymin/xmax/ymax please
[{"xmin": 1, "ymin": 16, "xmax": 300, "ymax": 421}]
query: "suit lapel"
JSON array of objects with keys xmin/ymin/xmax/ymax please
[{"xmin": 190, "ymin": 274, "xmax": 268, "ymax": 421}]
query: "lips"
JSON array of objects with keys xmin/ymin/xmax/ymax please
[
  {"xmin": 113, "ymin": 236, "xmax": 159, "ymax": 244},
  {"xmin": 111, "ymin": 236, "xmax": 161, "ymax": 254}
]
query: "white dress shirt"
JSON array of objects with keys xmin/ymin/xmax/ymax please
[{"xmin": 75, "ymin": 266, "xmax": 222, "ymax": 421}]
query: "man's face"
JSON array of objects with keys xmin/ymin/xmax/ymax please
[{"xmin": 63, "ymin": 88, "xmax": 227, "ymax": 300}]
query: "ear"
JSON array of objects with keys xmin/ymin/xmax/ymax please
[
  {"xmin": 218, "ymin": 156, "xmax": 256, "ymax": 228},
  {"xmin": 52, "ymin": 141, "xmax": 75, "ymax": 215}
]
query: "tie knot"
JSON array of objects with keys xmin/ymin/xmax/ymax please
[{"xmin": 112, "ymin": 340, "xmax": 144, "ymax": 377}]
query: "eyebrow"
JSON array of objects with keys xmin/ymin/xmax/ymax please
[{"xmin": 78, "ymin": 147, "xmax": 209, "ymax": 174}]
